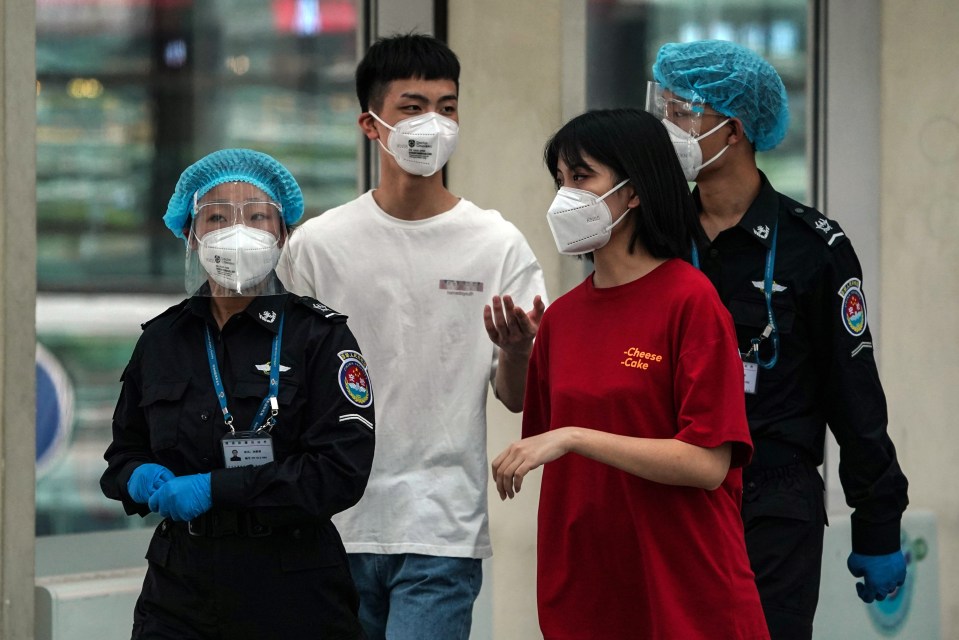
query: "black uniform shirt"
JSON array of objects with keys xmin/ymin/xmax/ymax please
[
  {"xmin": 101, "ymin": 292, "xmax": 375, "ymax": 527},
  {"xmin": 693, "ymin": 173, "xmax": 908, "ymax": 555}
]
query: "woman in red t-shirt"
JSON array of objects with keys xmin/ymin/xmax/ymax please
[{"xmin": 492, "ymin": 109, "xmax": 769, "ymax": 640}]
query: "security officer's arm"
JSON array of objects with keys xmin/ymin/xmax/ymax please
[
  {"xmin": 100, "ymin": 347, "xmax": 169, "ymax": 517},
  {"xmin": 818, "ymin": 240, "xmax": 909, "ymax": 601},
  {"xmin": 210, "ymin": 319, "xmax": 375, "ymax": 521}
]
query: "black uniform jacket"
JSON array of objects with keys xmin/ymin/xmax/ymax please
[
  {"xmin": 101, "ymin": 292, "xmax": 375, "ymax": 528},
  {"xmin": 693, "ymin": 173, "xmax": 908, "ymax": 555}
]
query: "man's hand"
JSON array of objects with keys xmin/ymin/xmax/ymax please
[
  {"xmin": 847, "ymin": 550, "xmax": 906, "ymax": 603},
  {"xmin": 484, "ymin": 294, "xmax": 545, "ymax": 355},
  {"xmin": 127, "ymin": 463, "xmax": 175, "ymax": 504},
  {"xmin": 148, "ymin": 473, "xmax": 212, "ymax": 522}
]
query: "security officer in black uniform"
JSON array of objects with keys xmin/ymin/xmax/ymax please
[
  {"xmin": 648, "ymin": 41, "xmax": 909, "ymax": 639},
  {"xmin": 101, "ymin": 149, "xmax": 375, "ymax": 640}
]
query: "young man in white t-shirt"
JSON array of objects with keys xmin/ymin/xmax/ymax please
[{"xmin": 276, "ymin": 33, "xmax": 546, "ymax": 640}]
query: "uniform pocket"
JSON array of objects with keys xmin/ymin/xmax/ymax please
[
  {"xmin": 144, "ymin": 523, "xmax": 173, "ymax": 568},
  {"xmin": 139, "ymin": 380, "xmax": 189, "ymax": 451},
  {"xmin": 279, "ymin": 524, "xmax": 344, "ymax": 572},
  {"xmin": 742, "ymin": 467, "xmax": 814, "ymax": 523},
  {"xmin": 729, "ymin": 295, "xmax": 797, "ymax": 334}
]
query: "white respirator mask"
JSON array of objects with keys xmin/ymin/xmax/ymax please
[
  {"xmin": 197, "ymin": 225, "xmax": 281, "ymax": 295},
  {"xmin": 661, "ymin": 118, "xmax": 731, "ymax": 181},
  {"xmin": 546, "ymin": 179, "xmax": 630, "ymax": 255},
  {"xmin": 369, "ymin": 111, "xmax": 459, "ymax": 177}
]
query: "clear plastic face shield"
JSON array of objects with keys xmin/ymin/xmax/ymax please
[
  {"xmin": 184, "ymin": 181, "xmax": 288, "ymax": 297},
  {"xmin": 645, "ymin": 81, "xmax": 708, "ymax": 137},
  {"xmin": 646, "ymin": 81, "xmax": 732, "ymax": 181}
]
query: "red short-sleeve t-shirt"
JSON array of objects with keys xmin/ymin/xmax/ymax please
[{"xmin": 523, "ymin": 259, "xmax": 768, "ymax": 640}]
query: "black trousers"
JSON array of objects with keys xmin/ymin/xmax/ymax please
[
  {"xmin": 131, "ymin": 518, "xmax": 365, "ymax": 640},
  {"xmin": 742, "ymin": 459, "xmax": 826, "ymax": 640}
]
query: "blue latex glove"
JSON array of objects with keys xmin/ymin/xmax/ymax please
[
  {"xmin": 847, "ymin": 551, "xmax": 906, "ymax": 603},
  {"xmin": 147, "ymin": 473, "xmax": 212, "ymax": 522},
  {"xmin": 126, "ymin": 463, "xmax": 175, "ymax": 504}
]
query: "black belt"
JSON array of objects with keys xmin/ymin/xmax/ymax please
[
  {"xmin": 185, "ymin": 511, "xmax": 273, "ymax": 538},
  {"xmin": 749, "ymin": 439, "xmax": 812, "ymax": 469}
]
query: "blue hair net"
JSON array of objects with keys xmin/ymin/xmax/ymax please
[
  {"xmin": 163, "ymin": 148, "xmax": 304, "ymax": 240},
  {"xmin": 652, "ymin": 40, "xmax": 789, "ymax": 152}
]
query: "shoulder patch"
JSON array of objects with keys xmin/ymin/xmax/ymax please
[
  {"xmin": 295, "ymin": 296, "xmax": 348, "ymax": 323},
  {"xmin": 787, "ymin": 201, "xmax": 848, "ymax": 248},
  {"xmin": 337, "ymin": 350, "xmax": 372, "ymax": 408}
]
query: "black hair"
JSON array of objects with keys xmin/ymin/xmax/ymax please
[
  {"xmin": 355, "ymin": 33, "xmax": 460, "ymax": 113},
  {"xmin": 544, "ymin": 108, "xmax": 705, "ymax": 259}
]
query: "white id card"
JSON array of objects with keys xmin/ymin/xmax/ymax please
[
  {"xmin": 221, "ymin": 433, "xmax": 275, "ymax": 469},
  {"xmin": 743, "ymin": 362, "xmax": 759, "ymax": 395}
]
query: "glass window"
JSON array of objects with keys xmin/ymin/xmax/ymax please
[
  {"xmin": 586, "ymin": 0, "xmax": 809, "ymax": 203},
  {"xmin": 35, "ymin": 0, "xmax": 361, "ymax": 535}
]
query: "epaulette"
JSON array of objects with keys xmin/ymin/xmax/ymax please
[
  {"xmin": 141, "ymin": 299, "xmax": 189, "ymax": 330},
  {"xmin": 785, "ymin": 197, "xmax": 848, "ymax": 248},
  {"xmin": 294, "ymin": 296, "xmax": 348, "ymax": 323}
]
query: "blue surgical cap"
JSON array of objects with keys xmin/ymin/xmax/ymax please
[
  {"xmin": 163, "ymin": 148, "xmax": 304, "ymax": 240},
  {"xmin": 652, "ymin": 40, "xmax": 789, "ymax": 152}
]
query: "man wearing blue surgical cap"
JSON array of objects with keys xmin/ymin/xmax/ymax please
[
  {"xmin": 100, "ymin": 149, "xmax": 374, "ymax": 639},
  {"xmin": 649, "ymin": 40, "xmax": 909, "ymax": 639}
]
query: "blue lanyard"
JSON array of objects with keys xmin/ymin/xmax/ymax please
[
  {"xmin": 204, "ymin": 312, "xmax": 285, "ymax": 433},
  {"xmin": 691, "ymin": 224, "xmax": 779, "ymax": 369}
]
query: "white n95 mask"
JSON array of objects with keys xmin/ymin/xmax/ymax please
[
  {"xmin": 369, "ymin": 111, "xmax": 459, "ymax": 177},
  {"xmin": 546, "ymin": 179, "xmax": 630, "ymax": 255},
  {"xmin": 198, "ymin": 225, "xmax": 280, "ymax": 295},
  {"xmin": 662, "ymin": 118, "xmax": 731, "ymax": 181}
]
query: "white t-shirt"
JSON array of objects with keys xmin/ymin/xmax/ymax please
[{"xmin": 277, "ymin": 190, "xmax": 546, "ymax": 558}]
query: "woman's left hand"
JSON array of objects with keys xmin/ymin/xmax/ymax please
[{"xmin": 492, "ymin": 429, "xmax": 572, "ymax": 500}]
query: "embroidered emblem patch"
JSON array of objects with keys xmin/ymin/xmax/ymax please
[
  {"xmin": 815, "ymin": 218, "xmax": 833, "ymax": 233},
  {"xmin": 838, "ymin": 278, "xmax": 867, "ymax": 336},
  {"xmin": 258, "ymin": 310, "xmax": 277, "ymax": 323},
  {"xmin": 751, "ymin": 280, "xmax": 787, "ymax": 293},
  {"xmin": 254, "ymin": 362, "xmax": 291, "ymax": 375},
  {"xmin": 753, "ymin": 225, "xmax": 770, "ymax": 239},
  {"xmin": 337, "ymin": 350, "xmax": 372, "ymax": 408}
]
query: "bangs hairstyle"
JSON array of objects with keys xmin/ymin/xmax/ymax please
[
  {"xmin": 356, "ymin": 33, "xmax": 461, "ymax": 112},
  {"xmin": 544, "ymin": 108, "xmax": 704, "ymax": 259}
]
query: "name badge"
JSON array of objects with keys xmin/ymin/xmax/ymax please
[
  {"xmin": 221, "ymin": 432, "xmax": 275, "ymax": 469},
  {"xmin": 743, "ymin": 362, "xmax": 758, "ymax": 395}
]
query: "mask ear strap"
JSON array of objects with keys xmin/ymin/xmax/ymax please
[
  {"xmin": 605, "ymin": 207, "xmax": 631, "ymax": 233},
  {"xmin": 367, "ymin": 111, "xmax": 396, "ymax": 132},
  {"xmin": 599, "ymin": 178, "xmax": 630, "ymax": 201},
  {"xmin": 697, "ymin": 143, "xmax": 731, "ymax": 173},
  {"xmin": 367, "ymin": 111, "xmax": 397, "ymax": 159},
  {"xmin": 695, "ymin": 118, "xmax": 731, "ymax": 141}
]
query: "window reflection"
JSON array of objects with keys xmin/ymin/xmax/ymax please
[
  {"xmin": 35, "ymin": 0, "xmax": 360, "ymax": 535},
  {"xmin": 586, "ymin": 0, "xmax": 809, "ymax": 202}
]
